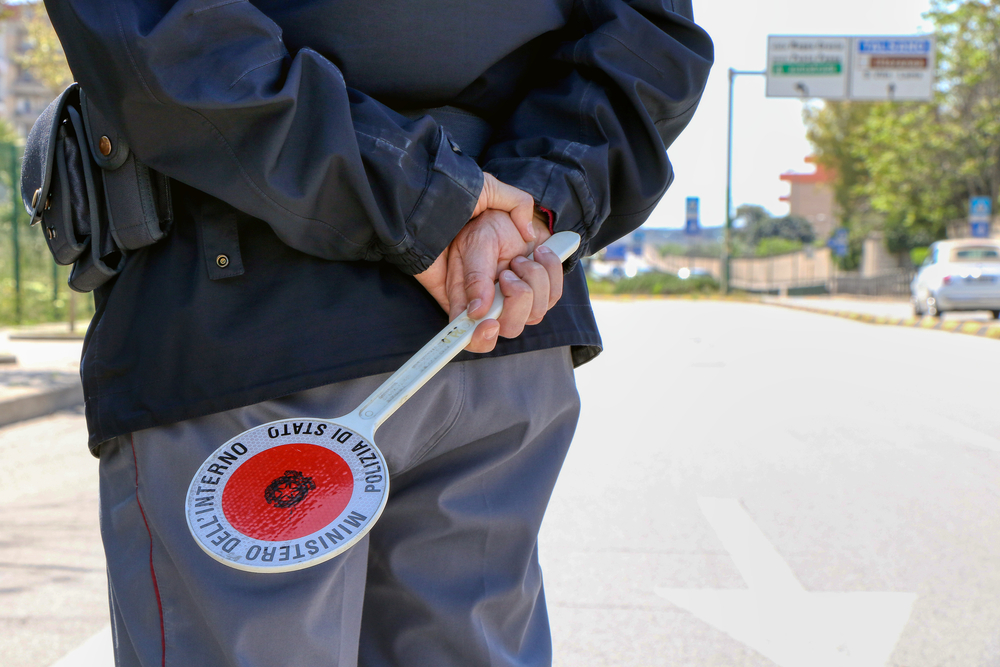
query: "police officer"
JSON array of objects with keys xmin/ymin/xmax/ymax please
[{"xmin": 43, "ymin": 0, "xmax": 712, "ymax": 664}]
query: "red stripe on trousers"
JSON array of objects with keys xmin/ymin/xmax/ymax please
[{"xmin": 130, "ymin": 434, "xmax": 166, "ymax": 667}]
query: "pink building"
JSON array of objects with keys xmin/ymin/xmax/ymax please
[{"xmin": 779, "ymin": 157, "xmax": 837, "ymax": 241}]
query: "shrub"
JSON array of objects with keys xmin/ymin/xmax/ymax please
[
  {"xmin": 588, "ymin": 271, "xmax": 719, "ymax": 295},
  {"xmin": 755, "ymin": 237, "xmax": 803, "ymax": 257},
  {"xmin": 910, "ymin": 246, "xmax": 930, "ymax": 266}
]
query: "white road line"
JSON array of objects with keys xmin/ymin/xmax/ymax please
[
  {"xmin": 698, "ymin": 497, "xmax": 804, "ymax": 594},
  {"xmin": 48, "ymin": 625, "xmax": 112, "ymax": 667},
  {"xmin": 657, "ymin": 498, "xmax": 917, "ymax": 667}
]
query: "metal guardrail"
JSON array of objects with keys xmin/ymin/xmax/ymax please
[
  {"xmin": 727, "ymin": 268, "xmax": 916, "ymax": 298},
  {"xmin": 831, "ymin": 269, "xmax": 916, "ymax": 298},
  {"xmin": 640, "ymin": 246, "xmax": 918, "ymax": 298}
]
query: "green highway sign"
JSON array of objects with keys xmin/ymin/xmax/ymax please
[
  {"xmin": 766, "ymin": 36, "xmax": 849, "ymax": 99},
  {"xmin": 772, "ymin": 62, "xmax": 842, "ymax": 76},
  {"xmin": 766, "ymin": 34, "xmax": 935, "ymax": 101}
]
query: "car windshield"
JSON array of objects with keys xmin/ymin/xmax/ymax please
[{"xmin": 950, "ymin": 247, "xmax": 1000, "ymax": 261}]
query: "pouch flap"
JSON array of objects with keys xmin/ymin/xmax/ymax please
[
  {"xmin": 21, "ymin": 83, "xmax": 79, "ymax": 224},
  {"xmin": 45, "ymin": 126, "xmax": 90, "ymax": 265},
  {"xmin": 79, "ymin": 88, "xmax": 130, "ymax": 170}
]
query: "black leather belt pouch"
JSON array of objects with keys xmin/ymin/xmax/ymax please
[{"xmin": 21, "ymin": 83, "xmax": 172, "ymax": 292}]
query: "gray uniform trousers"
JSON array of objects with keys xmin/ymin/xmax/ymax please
[{"xmin": 98, "ymin": 346, "xmax": 580, "ymax": 667}]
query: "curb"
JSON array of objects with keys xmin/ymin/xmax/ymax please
[
  {"xmin": 8, "ymin": 332, "xmax": 86, "ymax": 341},
  {"xmin": 765, "ymin": 300, "xmax": 1000, "ymax": 341},
  {"xmin": 0, "ymin": 380, "xmax": 84, "ymax": 428}
]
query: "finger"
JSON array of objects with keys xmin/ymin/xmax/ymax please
[
  {"xmin": 495, "ymin": 269, "xmax": 533, "ymax": 339},
  {"xmin": 476, "ymin": 174, "xmax": 535, "ymax": 242},
  {"xmin": 445, "ymin": 246, "xmax": 464, "ymax": 318},
  {"xmin": 454, "ymin": 230, "xmax": 501, "ymax": 321},
  {"xmin": 509, "ymin": 256, "xmax": 550, "ymax": 326},
  {"xmin": 466, "ymin": 319, "xmax": 501, "ymax": 354},
  {"xmin": 532, "ymin": 244, "xmax": 565, "ymax": 309}
]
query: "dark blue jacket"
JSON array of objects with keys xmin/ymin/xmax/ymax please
[{"xmin": 44, "ymin": 0, "xmax": 713, "ymax": 452}]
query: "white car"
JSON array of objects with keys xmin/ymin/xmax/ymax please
[{"xmin": 911, "ymin": 239, "xmax": 1000, "ymax": 318}]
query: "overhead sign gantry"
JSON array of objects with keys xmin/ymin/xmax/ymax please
[{"xmin": 766, "ymin": 35, "xmax": 935, "ymax": 102}]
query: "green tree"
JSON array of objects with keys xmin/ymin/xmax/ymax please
[
  {"xmin": 15, "ymin": 2, "xmax": 73, "ymax": 93},
  {"xmin": 0, "ymin": 2, "xmax": 85, "ymax": 324},
  {"xmin": 805, "ymin": 0, "xmax": 1000, "ymax": 254},
  {"xmin": 734, "ymin": 204, "xmax": 815, "ymax": 249},
  {"xmin": 802, "ymin": 101, "xmax": 875, "ymax": 234}
]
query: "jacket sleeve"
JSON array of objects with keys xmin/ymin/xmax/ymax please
[
  {"xmin": 43, "ymin": 0, "xmax": 484, "ymax": 275},
  {"xmin": 480, "ymin": 0, "xmax": 713, "ymax": 261}
]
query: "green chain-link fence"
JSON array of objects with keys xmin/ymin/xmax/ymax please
[{"xmin": 0, "ymin": 141, "xmax": 94, "ymax": 327}]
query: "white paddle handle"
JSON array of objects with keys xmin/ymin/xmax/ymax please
[{"xmin": 341, "ymin": 231, "xmax": 581, "ymax": 435}]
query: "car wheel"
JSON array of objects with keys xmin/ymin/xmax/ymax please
[
  {"xmin": 913, "ymin": 298, "xmax": 925, "ymax": 317},
  {"xmin": 992, "ymin": 310, "xmax": 1000, "ymax": 320}
]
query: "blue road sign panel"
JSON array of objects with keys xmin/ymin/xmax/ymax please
[
  {"xmin": 970, "ymin": 196, "xmax": 991, "ymax": 220},
  {"xmin": 971, "ymin": 221, "xmax": 991, "ymax": 238},
  {"xmin": 970, "ymin": 197, "xmax": 992, "ymax": 238},
  {"xmin": 828, "ymin": 228, "xmax": 849, "ymax": 257},
  {"xmin": 685, "ymin": 197, "xmax": 699, "ymax": 235},
  {"xmin": 856, "ymin": 38, "xmax": 932, "ymax": 54},
  {"xmin": 604, "ymin": 243, "xmax": 627, "ymax": 261},
  {"xmin": 631, "ymin": 230, "xmax": 645, "ymax": 255}
]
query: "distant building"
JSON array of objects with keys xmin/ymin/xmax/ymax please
[
  {"xmin": 0, "ymin": 7, "xmax": 57, "ymax": 137},
  {"xmin": 779, "ymin": 157, "xmax": 837, "ymax": 241}
]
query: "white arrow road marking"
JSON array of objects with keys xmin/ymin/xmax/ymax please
[
  {"xmin": 920, "ymin": 413, "xmax": 1000, "ymax": 454},
  {"xmin": 656, "ymin": 498, "xmax": 917, "ymax": 667},
  {"xmin": 48, "ymin": 625, "xmax": 112, "ymax": 667}
]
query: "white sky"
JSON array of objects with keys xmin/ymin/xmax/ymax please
[{"xmin": 645, "ymin": 0, "xmax": 934, "ymax": 229}]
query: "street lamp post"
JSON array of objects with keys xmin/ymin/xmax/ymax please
[{"xmin": 722, "ymin": 68, "xmax": 766, "ymax": 295}]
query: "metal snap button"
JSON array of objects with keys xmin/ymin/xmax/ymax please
[
  {"xmin": 216, "ymin": 254, "xmax": 230, "ymax": 268},
  {"xmin": 99, "ymin": 136, "xmax": 112, "ymax": 157},
  {"xmin": 449, "ymin": 139, "xmax": 462, "ymax": 154},
  {"xmin": 31, "ymin": 187, "xmax": 40, "ymax": 209}
]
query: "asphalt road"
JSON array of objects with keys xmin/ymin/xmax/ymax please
[
  {"xmin": 5, "ymin": 300, "xmax": 1000, "ymax": 666},
  {"xmin": 543, "ymin": 300, "xmax": 1000, "ymax": 667},
  {"xmin": 0, "ymin": 407, "xmax": 105, "ymax": 667}
]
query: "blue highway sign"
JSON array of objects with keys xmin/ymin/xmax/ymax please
[
  {"xmin": 970, "ymin": 197, "xmax": 991, "ymax": 238},
  {"xmin": 685, "ymin": 197, "xmax": 700, "ymax": 235},
  {"xmin": 828, "ymin": 228, "xmax": 849, "ymax": 258}
]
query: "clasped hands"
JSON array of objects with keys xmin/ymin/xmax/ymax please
[{"xmin": 415, "ymin": 173, "xmax": 564, "ymax": 353}]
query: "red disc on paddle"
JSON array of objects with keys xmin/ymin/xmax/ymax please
[{"xmin": 221, "ymin": 443, "xmax": 354, "ymax": 541}]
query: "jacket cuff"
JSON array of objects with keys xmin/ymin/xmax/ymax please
[{"xmin": 386, "ymin": 128, "xmax": 483, "ymax": 275}]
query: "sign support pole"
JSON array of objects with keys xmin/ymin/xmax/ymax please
[{"xmin": 723, "ymin": 68, "xmax": 766, "ymax": 295}]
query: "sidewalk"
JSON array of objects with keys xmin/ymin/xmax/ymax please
[
  {"xmin": 768, "ymin": 295, "xmax": 916, "ymax": 319},
  {"xmin": 0, "ymin": 322, "xmax": 85, "ymax": 427},
  {"xmin": 763, "ymin": 295, "xmax": 1000, "ymax": 340}
]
